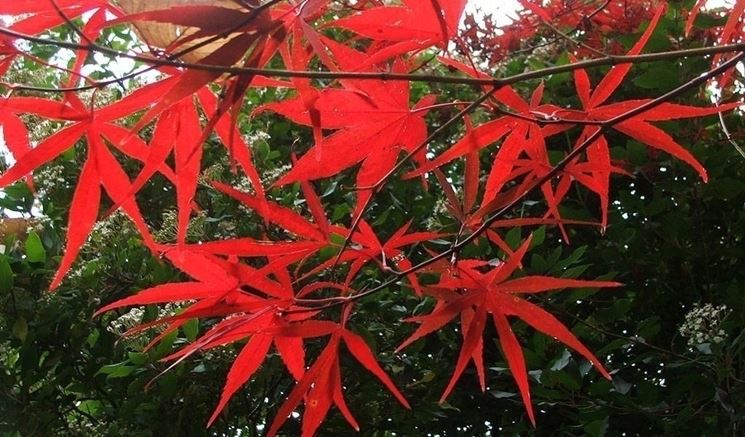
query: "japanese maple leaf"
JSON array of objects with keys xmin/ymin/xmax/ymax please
[
  {"xmin": 202, "ymin": 310, "xmax": 308, "ymax": 427},
  {"xmin": 271, "ymin": 0, "xmax": 331, "ymax": 70},
  {"xmin": 94, "ymin": 247, "xmax": 313, "ymax": 426},
  {"xmin": 566, "ymin": 5, "xmax": 740, "ymax": 226},
  {"xmin": 267, "ymin": 321, "xmax": 410, "ymax": 437},
  {"xmin": 1, "ymin": 67, "xmax": 268, "ymax": 282},
  {"xmin": 0, "ymin": 11, "xmax": 200, "ymax": 289},
  {"xmin": 209, "ymin": 181, "xmax": 332, "ymax": 271},
  {"xmin": 402, "ymin": 57, "xmax": 550, "ymax": 190},
  {"xmin": 101, "ymin": 74, "xmax": 271, "ymax": 241},
  {"xmin": 398, "ymin": 237, "xmax": 621, "ymax": 424},
  {"xmin": 266, "ymin": 42, "xmax": 436, "ymax": 218},
  {"xmin": 404, "ymin": 59, "xmax": 578, "ymax": 236},
  {"xmin": 120, "ymin": 87, "xmax": 264, "ymax": 245},
  {"xmin": 428, "ymin": 130, "xmax": 600, "ymax": 258},
  {"xmin": 330, "ymin": 0, "xmax": 466, "ymax": 68},
  {"xmin": 0, "ymin": 91, "xmax": 182, "ymax": 288},
  {"xmin": 213, "ymin": 181, "xmax": 438, "ymax": 291},
  {"xmin": 97, "ymin": 248, "xmax": 316, "ymax": 343}
]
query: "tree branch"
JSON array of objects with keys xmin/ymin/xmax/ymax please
[
  {"xmin": 293, "ymin": 51, "xmax": 745, "ymax": 310},
  {"xmin": 1, "ymin": 24, "xmax": 743, "ymax": 90}
]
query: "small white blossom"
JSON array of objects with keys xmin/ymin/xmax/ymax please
[
  {"xmin": 106, "ymin": 307, "xmax": 145, "ymax": 336},
  {"xmin": 260, "ymin": 163, "xmax": 293, "ymax": 186},
  {"xmin": 678, "ymin": 303, "xmax": 728, "ymax": 346},
  {"xmin": 425, "ymin": 197, "xmax": 451, "ymax": 230}
]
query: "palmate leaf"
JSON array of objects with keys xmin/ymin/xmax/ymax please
[
  {"xmin": 329, "ymin": 0, "xmax": 466, "ymax": 68},
  {"xmin": 214, "ymin": 180, "xmax": 439, "ymax": 293},
  {"xmin": 95, "ymin": 248, "xmax": 315, "ymax": 427},
  {"xmin": 564, "ymin": 4, "xmax": 740, "ymax": 226},
  {"xmin": 399, "ymin": 237, "xmax": 621, "ymax": 424},
  {"xmin": 0, "ymin": 95, "xmax": 162, "ymax": 288},
  {"xmin": 403, "ymin": 57, "xmax": 579, "ymax": 231},
  {"xmin": 0, "ymin": 73, "xmax": 270, "ymax": 285},
  {"xmin": 412, "ymin": 7, "xmax": 737, "ymax": 234},
  {"xmin": 265, "ymin": 40, "xmax": 436, "ymax": 219},
  {"xmin": 267, "ymin": 326, "xmax": 410, "ymax": 437},
  {"xmin": 0, "ymin": 102, "xmax": 156, "ymax": 288}
]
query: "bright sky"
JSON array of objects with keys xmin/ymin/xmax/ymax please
[{"xmin": 467, "ymin": 0, "xmax": 522, "ymax": 25}]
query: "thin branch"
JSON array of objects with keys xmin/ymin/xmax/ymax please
[
  {"xmin": 294, "ymin": 51, "xmax": 745, "ymax": 309},
  {"xmin": 535, "ymin": 8, "xmax": 609, "ymax": 58},
  {"xmin": 49, "ymin": 0, "xmax": 93, "ymax": 46},
  {"xmin": 4, "ymin": 0, "xmax": 287, "ymax": 93},
  {"xmin": 715, "ymin": 98, "xmax": 745, "ymax": 159},
  {"xmin": 1, "ymin": 24, "xmax": 743, "ymax": 89}
]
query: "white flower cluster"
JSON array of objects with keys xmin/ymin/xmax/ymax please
[
  {"xmin": 155, "ymin": 209, "xmax": 207, "ymax": 243},
  {"xmin": 90, "ymin": 211, "xmax": 135, "ymax": 242},
  {"xmin": 425, "ymin": 196, "xmax": 451, "ymax": 230},
  {"xmin": 260, "ymin": 163, "xmax": 293, "ymax": 186},
  {"xmin": 247, "ymin": 130, "xmax": 270, "ymax": 143},
  {"xmin": 679, "ymin": 303, "xmax": 728, "ymax": 346},
  {"xmin": 35, "ymin": 163, "xmax": 67, "ymax": 193},
  {"xmin": 106, "ymin": 307, "xmax": 145, "ymax": 336},
  {"xmin": 199, "ymin": 162, "xmax": 228, "ymax": 185},
  {"xmin": 105, "ymin": 303, "xmax": 189, "ymax": 349},
  {"xmin": 232, "ymin": 175, "xmax": 257, "ymax": 196}
]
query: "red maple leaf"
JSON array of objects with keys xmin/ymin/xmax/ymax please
[
  {"xmin": 267, "ymin": 317, "xmax": 410, "ymax": 437},
  {"xmin": 330, "ymin": 0, "xmax": 467, "ymax": 68},
  {"xmin": 265, "ymin": 40, "xmax": 437, "ymax": 218},
  {"xmin": 398, "ymin": 236, "xmax": 620, "ymax": 424},
  {"xmin": 0, "ymin": 91, "xmax": 176, "ymax": 288},
  {"xmin": 563, "ymin": 5, "xmax": 739, "ymax": 226},
  {"xmin": 94, "ymin": 247, "xmax": 316, "ymax": 426}
]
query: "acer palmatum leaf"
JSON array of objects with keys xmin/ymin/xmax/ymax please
[
  {"xmin": 329, "ymin": 0, "xmax": 466, "ymax": 67},
  {"xmin": 398, "ymin": 237, "xmax": 621, "ymax": 424},
  {"xmin": 267, "ymin": 326, "xmax": 409, "ymax": 437}
]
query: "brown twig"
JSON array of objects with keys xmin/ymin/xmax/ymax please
[
  {"xmin": 1, "ymin": 24, "xmax": 743, "ymax": 89},
  {"xmin": 293, "ymin": 51, "xmax": 745, "ymax": 310}
]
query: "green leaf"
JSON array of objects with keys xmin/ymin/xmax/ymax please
[
  {"xmin": 550, "ymin": 349, "xmax": 571, "ymax": 371},
  {"xmin": 97, "ymin": 362, "xmax": 137, "ymax": 378},
  {"xmin": 504, "ymin": 227, "xmax": 522, "ymax": 251},
  {"xmin": 0, "ymin": 255, "xmax": 14, "ymax": 293},
  {"xmin": 182, "ymin": 318, "xmax": 199, "ymax": 342},
  {"xmin": 12, "ymin": 317, "xmax": 28, "ymax": 341},
  {"xmin": 78, "ymin": 400, "xmax": 103, "ymax": 416},
  {"xmin": 529, "ymin": 226, "xmax": 546, "ymax": 249},
  {"xmin": 128, "ymin": 352, "xmax": 149, "ymax": 366},
  {"xmin": 633, "ymin": 66, "xmax": 679, "ymax": 90},
  {"xmin": 612, "ymin": 375, "xmax": 633, "ymax": 394},
  {"xmin": 25, "ymin": 231, "xmax": 46, "ymax": 263},
  {"xmin": 488, "ymin": 390, "xmax": 516, "ymax": 399},
  {"xmin": 154, "ymin": 329, "xmax": 178, "ymax": 358},
  {"xmin": 584, "ymin": 417, "xmax": 609, "ymax": 437}
]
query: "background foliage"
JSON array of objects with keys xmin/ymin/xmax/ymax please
[{"xmin": 0, "ymin": 1, "xmax": 744, "ymax": 436}]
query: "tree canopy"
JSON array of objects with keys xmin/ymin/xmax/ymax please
[{"xmin": 0, "ymin": 0, "xmax": 744, "ymax": 435}]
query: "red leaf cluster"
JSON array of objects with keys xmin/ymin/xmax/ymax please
[{"xmin": 0, "ymin": 0, "xmax": 741, "ymax": 434}]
